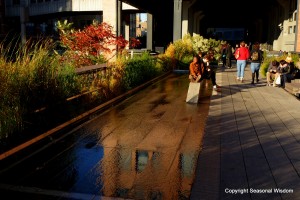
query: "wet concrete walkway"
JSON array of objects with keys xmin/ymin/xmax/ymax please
[{"xmin": 190, "ymin": 64, "xmax": 300, "ymax": 200}]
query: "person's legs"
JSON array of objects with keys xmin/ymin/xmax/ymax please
[
  {"xmin": 211, "ymin": 71, "xmax": 216, "ymax": 86},
  {"xmin": 251, "ymin": 63, "xmax": 260, "ymax": 84},
  {"xmin": 255, "ymin": 63, "xmax": 261, "ymax": 82},
  {"xmin": 222, "ymin": 57, "xmax": 226, "ymax": 67},
  {"xmin": 266, "ymin": 72, "xmax": 272, "ymax": 85},
  {"xmin": 210, "ymin": 71, "xmax": 221, "ymax": 90},
  {"xmin": 236, "ymin": 60, "xmax": 242, "ymax": 79},
  {"xmin": 270, "ymin": 73, "xmax": 275, "ymax": 84},
  {"xmin": 189, "ymin": 75, "xmax": 195, "ymax": 82},
  {"xmin": 250, "ymin": 63, "xmax": 255, "ymax": 84},
  {"xmin": 226, "ymin": 58, "xmax": 232, "ymax": 68},
  {"xmin": 282, "ymin": 74, "xmax": 287, "ymax": 88},
  {"xmin": 240, "ymin": 60, "xmax": 247, "ymax": 81}
]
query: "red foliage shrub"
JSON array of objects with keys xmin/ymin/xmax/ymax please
[{"xmin": 59, "ymin": 22, "xmax": 129, "ymax": 67}]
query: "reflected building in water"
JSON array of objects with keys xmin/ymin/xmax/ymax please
[{"xmin": 99, "ymin": 126, "xmax": 202, "ymax": 199}]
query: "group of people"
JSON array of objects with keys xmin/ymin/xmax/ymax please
[
  {"xmin": 234, "ymin": 41, "xmax": 264, "ymax": 84},
  {"xmin": 189, "ymin": 41, "xmax": 264, "ymax": 89},
  {"xmin": 266, "ymin": 55, "xmax": 294, "ymax": 87},
  {"xmin": 189, "ymin": 40, "xmax": 297, "ymax": 90},
  {"xmin": 221, "ymin": 43, "xmax": 233, "ymax": 68},
  {"xmin": 189, "ymin": 50, "xmax": 220, "ymax": 91}
]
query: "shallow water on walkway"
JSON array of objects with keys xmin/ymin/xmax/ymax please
[{"xmin": 0, "ymin": 73, "xmax": 212, "ymax": 200}]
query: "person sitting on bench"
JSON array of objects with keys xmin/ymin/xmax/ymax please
[
  {"xmin": 189, "ymin": 55, "xmax": 203, "ymax": 83},
  {"xmin": 266, "ymin": 60, "xmax": 278, "ymax": 86}
]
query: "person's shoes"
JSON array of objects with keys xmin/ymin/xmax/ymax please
[
  {"xmin": 251, "ymin": 81, "xmax": 254, "ymax": 84},
  {"xmin": 256, "ymin": 79, "xmax": 259, "ymax": 83},
  {"xmin": 240, "ymin": 78, "xmax": 244, "ymax": 83},
  {"xmin": 213, "ymin": 85, "xmax": 221, "ymax": 91}
]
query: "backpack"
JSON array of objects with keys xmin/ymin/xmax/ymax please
[{"xmin": 251, "ymin": 51, "xmax": 259, "ymax": 61}]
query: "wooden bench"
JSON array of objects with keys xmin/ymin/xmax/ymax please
[{"xmin": 284, "ymin": 79, "xmax": 300, "ymax": 98}]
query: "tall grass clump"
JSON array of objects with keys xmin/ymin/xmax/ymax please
[
  {"xmin": 0, "ymin": 38, "xmax": 80, "ymax": 139},
  {"xmin": 121, "ymin": 52, "xmax": 160, "ymax": 90}
]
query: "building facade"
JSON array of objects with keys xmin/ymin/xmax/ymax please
[
  {"xmin": 3, "ymin": 0, "xmax": 141, "ymax": 43},
  {"xmin": 271, "ymin": 0, "xmax": 298, "ymax": 51},
  {"xmin": 2, "ymin": 0, "xmax": 300, "ymax": 52}
]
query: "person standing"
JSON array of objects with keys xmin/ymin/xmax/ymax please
[
  {"xmin": 234, "ymin": 41, "xmax": 250, "ymax": 82},
  {"xmin": 225, "ymin": 43, "xmax": 233, "ymax": 68},
  {"xmin": 249, "ymin": 42, "xmax": 264, "ymax": 84},
  {"xmin": 221, "ymin": 44, "xmax": 227, "ymax": 67}
]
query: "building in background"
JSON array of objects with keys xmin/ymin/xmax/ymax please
[
  {"xmin": 136, "ymin": 13, "xmax": 147, "ymax": 37},
  {"xmin": 3, "ymin": 0, "xmax": 146, "ymax": 45},
  {"xmin": 2, "ymin": 0, "xmax": 300, "ymax": 52}
]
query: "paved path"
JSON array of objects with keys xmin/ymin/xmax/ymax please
[{"xmin": 190, "ymin": 65, "xmax": 300, "ymax": 200}]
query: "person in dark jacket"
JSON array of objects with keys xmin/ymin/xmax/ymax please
[
  {"xmin": 204, "ymin": 51, "xmax": 220, "ymax": 91},
  {"xmin": 273, "ymin": 59, "xmax": 289, "ymax": 87},
  {"xmin": 266, "ymin": 60, "xmax": 278, "ymax": 86},
  {"xmin": 249, "ymin": 42, "xmax": 264, "ymax": 84},
  {"xmin": 285, "ymin": 55, "xmax": 295, "ymax": 82},
  {"xmin": 221, "ymin": 44, "xmax": 227, "ymax": 67},
  {"xmin": 225, "ymin": 43, "xmax": 233, "ymax": 68}
]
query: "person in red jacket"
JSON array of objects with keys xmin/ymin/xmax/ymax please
[{"xmin": 234, "ymin": 41, "xmax": 250, "ymax": 82}]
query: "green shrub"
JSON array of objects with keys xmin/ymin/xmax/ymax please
[
  {"xmin": 122, "ymin": 52, "xmax": 159, "ymax": 90},
  {"xmin": 156, "ymin": 54, "xmax": 173, "ymax": 72},
  {"xmin": 0, "ymin": 38, "xmax": 80, "ymax": 139},
  {"xmin": 164, "ymin": 33, "xmax": 224, "ymax": 68}
]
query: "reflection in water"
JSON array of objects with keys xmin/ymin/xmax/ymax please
[
  {"xmin": 0, "ymin": 74, "xmax": 210, "ymax": 200},
  {"xmin": 136, "ymin": 150, "xmax": 149, "ymax": 173},
  {"xmin": 92, "ymin": 74, "xmax": 207, "ymax": 199},
  {"xmin": 98, "ymin": 142, "xmax": 200, "ymax": 199}
]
